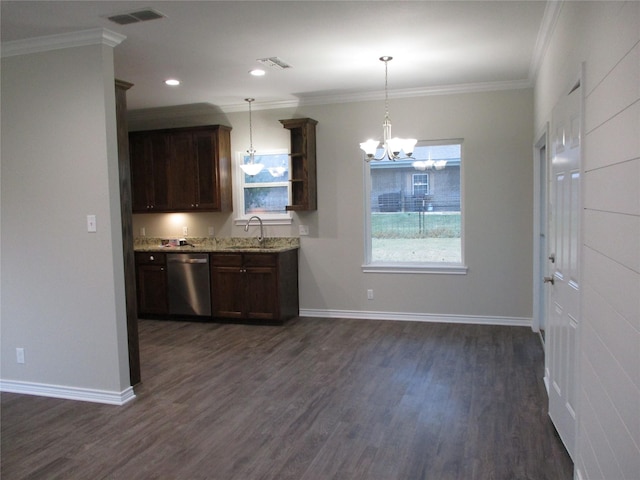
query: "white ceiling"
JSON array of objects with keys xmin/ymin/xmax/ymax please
[{"xmin": 1, "ymin": 1, "xmax": 550, "ymax": 112}]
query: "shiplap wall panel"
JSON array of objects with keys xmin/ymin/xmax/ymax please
[
  {"xmin": 580, "ymin": 357, "xmax": 640, "ymax": 480},
  {"xmin": 578, "ymin": 3, "xmax": 640, "ymax": 479},
  {"xmin": 581, "ymin": 317, "xmax": 640, "ymax": 474},
  {"xmin": 583, "ymin": 210, "xmax": 640, "ymax": 271},
  {"xmin": 584, "ymin": 101, "xmax": 639, "ymax": 171},
  {"xmin": 584, "ymin": 43, "xmax": 639, "ymax": 133},
  {"xmin": 583, "ymin": 161, "xmax": 640, "ymax": 215},
  {"xmin": 583, "ymin": 3, "xmax": 639, "ymax": 99},
  {"xmin": 583, "ymin": 284, "xmax": 639, "ymax": 390},
  {"xmin": 577, "ymin": 391, "xmax": 606, "ymax": 480},
  {"xmin": 583, "ymin": 247, "xmax": 640, "ymax": 327}
]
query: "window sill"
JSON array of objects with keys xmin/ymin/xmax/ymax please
[
  {"xmin": 234, "ymin": 215, "xmax": 292, "ymax": 226},
  {"xmin": 362, "ymin": 263, "xmax": 468, "ymax": 275}
]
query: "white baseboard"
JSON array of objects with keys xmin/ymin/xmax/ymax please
[
  {"xmin": 0, "ymin": 379, "xmax": 136, "ymax": 406},
  {"xmin": 300, "ymin": 308, "xmax": 532, "ymax": 327}
]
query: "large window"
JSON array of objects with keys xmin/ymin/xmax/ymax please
[
  {"xmin": 364, "ymin": 140, "xmax": 466, "ymax": 273},
  {"xmin": 234, "ymin": 151, "xmax": 291, "ymax": 223}
]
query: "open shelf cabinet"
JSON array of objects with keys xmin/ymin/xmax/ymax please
[{"xmin": 279, "ymin": 118, "xmax": 318, "ymax": 211}]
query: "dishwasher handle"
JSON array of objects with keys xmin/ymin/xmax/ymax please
[{"xmin": 167, "ymin": 257, "xmax": 209, "ymax": 264}]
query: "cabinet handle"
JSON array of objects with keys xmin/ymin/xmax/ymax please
[{"xmin": 150, "ymin": 255, "xmax": 154, "ymax": 261}]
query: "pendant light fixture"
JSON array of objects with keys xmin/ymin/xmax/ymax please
[
  {"xmin": 239, "ymin": 98, "xmax": 264, "ymax": 176},
  {"xmin": 360, "ymin": 56, "xmax": 417, "ymax": 162},
  {"xmin": 412, "ymin": 152, "xmax": 447, "ymax": 171}
]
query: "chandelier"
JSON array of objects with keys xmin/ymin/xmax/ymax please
[
  {"xmin": 412, "ymin": 152, "xmax": 447, "ymax": 171},
  {"xmin": 239, "ymin": 98, "xmax": 264, "ymax": 176},
  {"xmin": 360, "ymin": 56, "xmax": 417, "ymax": 162}
]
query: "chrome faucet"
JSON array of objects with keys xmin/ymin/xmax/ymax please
[{"xmin": 244, "ymin": 215, "xmax": 264, "ymax": 243}]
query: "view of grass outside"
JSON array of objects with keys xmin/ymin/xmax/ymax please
[
  {"xmin": 366, "ymin": 142, "xmax": 463, "ymax": 264},
  {"xmin": 371, "ymin": 212, "xmax": 461, "ymax": 263}
]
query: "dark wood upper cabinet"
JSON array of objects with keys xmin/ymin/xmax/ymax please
[
  {"xmin": 280, "ymin": 118, "xmax": 318, "ymax": 211},
  {"xmin": 130, "ymin": 132, "xmax": 170, "ymax": 212},
  {"xmin": 129, "ymin": 125, "xmax": 232, "ymax": 213}
]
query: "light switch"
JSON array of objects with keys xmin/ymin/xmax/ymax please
[{"xmin": 87, "ymin": 215, "xmax": 97, "ymax": 233}]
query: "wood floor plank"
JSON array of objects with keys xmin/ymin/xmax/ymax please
[{"xmin": 1, "ymin": 318, "xmax": 573, "ymax": 479}]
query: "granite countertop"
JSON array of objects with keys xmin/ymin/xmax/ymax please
[{"xmin": 134, "ymin": 237, "xmax": 300, "ymax": 253}]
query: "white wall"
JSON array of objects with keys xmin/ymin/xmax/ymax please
[
  {"xmin": 0, "ymin": 41, "xmax": 132, "ymax": 403},
  {"xmin": 132, "ymin": 88, "xmax": 534, "ymax": 322},
  {"xmin": 535, "ymin": 2, "xmax": 639, "ymax": 479}
]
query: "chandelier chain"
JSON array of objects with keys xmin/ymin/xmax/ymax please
[
  {"xmin": 384, "ymin": 58, "xmax": 390, "ymax": 119},
  {"xmin": 246, "ymin": 98, "xmax": 254, "ymax": 155}
]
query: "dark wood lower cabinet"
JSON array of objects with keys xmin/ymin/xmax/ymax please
[
  {"xmin": 210, "ymin": 250, "xmax": 299, "ymax": 324},
  {"xmin": 134, "ymin": 249, "xmax": 299, "ymax": 324},
  {"xmin": 135, "ymin": 252, "xmax": 168, "ymax": 316}
]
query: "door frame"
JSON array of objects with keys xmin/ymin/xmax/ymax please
[{"xmin": 532, "ymin": 123, "xmax": 549, "ymax": 344}]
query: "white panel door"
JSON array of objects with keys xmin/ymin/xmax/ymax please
[{"xmin": 546, "ymin": 82, "xmax": 581, "ymax": 460}]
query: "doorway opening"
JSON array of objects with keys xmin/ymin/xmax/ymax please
[{"xmin": 533, "ymin": 127, "xmax": 549, "ymax": 347}]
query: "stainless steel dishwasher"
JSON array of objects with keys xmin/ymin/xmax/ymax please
[{"xmin": 166, "ymin": 253, "xmax": 211, "ymax": 316}]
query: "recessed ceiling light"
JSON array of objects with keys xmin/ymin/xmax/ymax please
[
  {"xmin": 165, "ymin": 79, "xmax": 180, "ymax": 86},
  {"xmin": 249, "ymin": 69, "xmax": 266, "ymax": 77}
]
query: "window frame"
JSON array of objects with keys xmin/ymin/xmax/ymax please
[
  {"xmin": 233, "ymin": 149, "xmax": 293, "ymax": 226},
  {"xmin": 362, "ymin": 139, "xmax": 467, "ymax": 274},
  {"xmin": 412, "ymin": 173, "xmax": 430, "ymax": 196}
]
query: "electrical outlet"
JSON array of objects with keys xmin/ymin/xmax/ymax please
[
  {"xmin": 299, "ymin": 225, "xmax": 310, "ymax": 236},
  {"xmin": 182, "ymin": 226, "xmax": 188, "ymax": 236},
  {"xmin": 208, "ymin": 226, "xmax": 215, "ymax": 236},
  {"xmin": 16, "ymin": 347, "xmax": 25, "ymax": 364},
  {"xmin": 141, "ymin": 227, "xmax": 146, "ymax": 237},
  {"xmin": 367, "ymin": 289, "xmax": 374, "ymax": 300}
]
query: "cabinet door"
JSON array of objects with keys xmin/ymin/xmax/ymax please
[
  {"xmin": 168, "ymin": 132, "xmax": 197, "ymax": 210},
  {"xmin": 244, "ymin": 267, "xmax": 278, "ymax": 320},
  {"xmin": 149, "ymin": 133, "xmax": 170, "ymax": 210},
  {"xmin": 130, "ymin": 133, "xmax": 170, "ymax": 212},
  {"xmin": 210, "ymin": 266, "xmax": 245, "ymax": 319},
  {"xmin": 129, "ymin": 133, "xmax": 151, "ymax": 212},
  {"xmin": 136, "ymin": 265, "xmax": 168, "ymax": 315},
  {"xmin": 193, "ymin": 130, "xmax": 218, "ymax": 210}
]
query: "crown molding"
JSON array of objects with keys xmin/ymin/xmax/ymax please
[
  {"xmin": 218, "ymin": 78, "xmax": 533, "ymax": 113},
  {"xmin": 1, "ymin": 28, "xmax": 126, "ymax": 58},
  {"xmin": 529, "ymin": 0, "xmax": 563, "ymax": 82},
  {"xmin": 128, "ymin": 77, "xmax": 534, "ymax": 123}
]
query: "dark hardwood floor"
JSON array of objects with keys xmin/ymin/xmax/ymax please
[{"xmin": 1, "ymin": 318, "xmax": 573, "ymax": 479}]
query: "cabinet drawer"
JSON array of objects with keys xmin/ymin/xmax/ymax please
[
  {"xmin": 210, "ymin": 253, "xmax": 243, "ymax": 267},
  {"xmin": 135, "ymin": 252, "xmax": 166, "ymax": 265},
  {"xmin": 244, "ymin": 253, "xmax": 277, "ymax": 267}
]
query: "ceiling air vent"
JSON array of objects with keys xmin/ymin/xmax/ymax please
[
  {"xmin": 257, "ymin": 57, "xmax": 293, "ymax": 70},
  {"xmin": 107, "ymin": 8, "xmax": 166, "ymax": 25}
]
